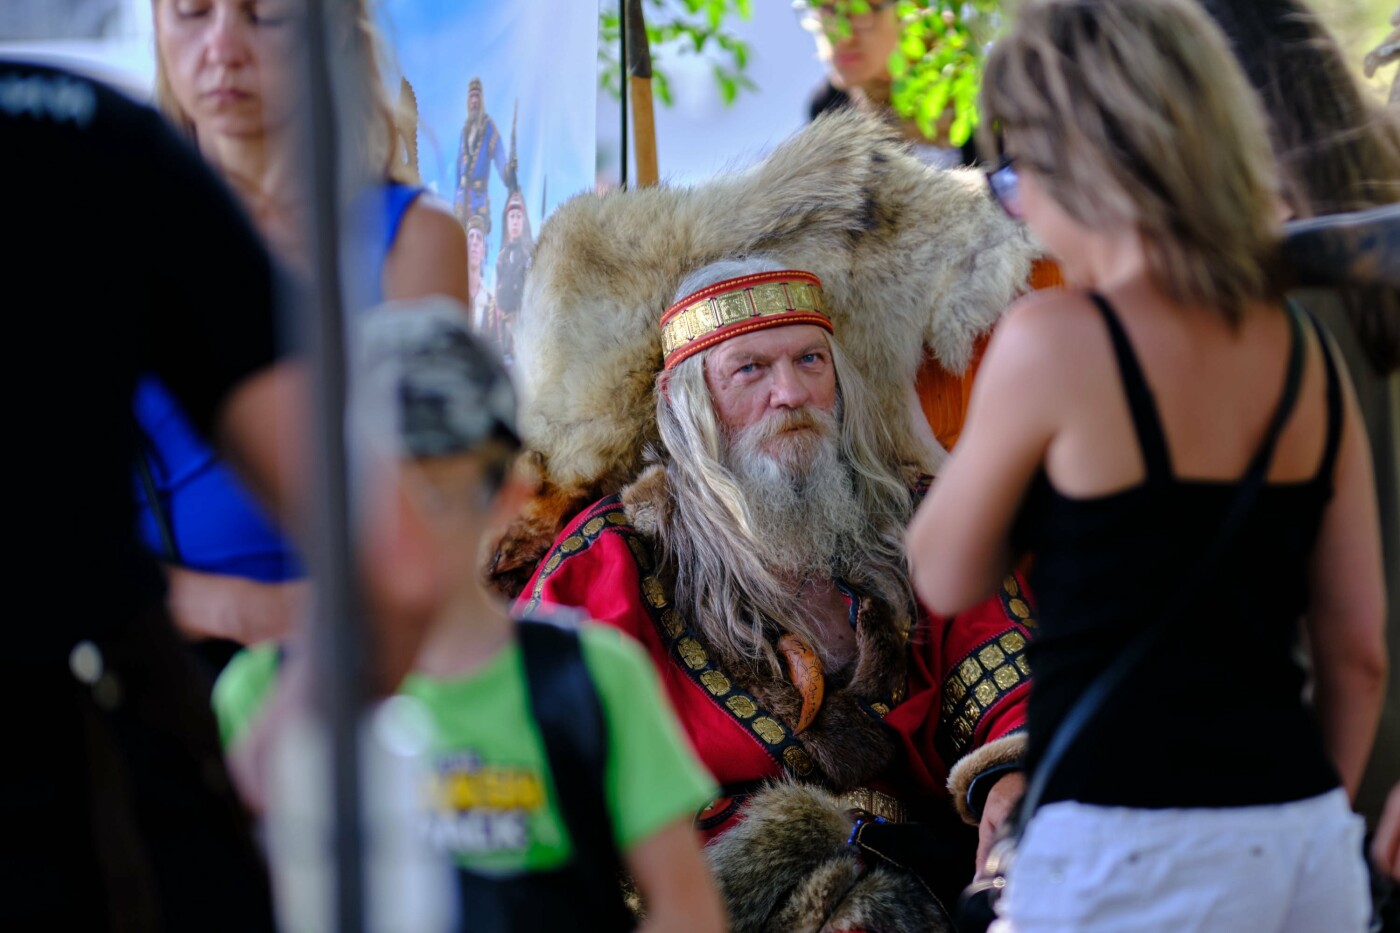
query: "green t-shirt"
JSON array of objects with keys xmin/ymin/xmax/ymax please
[{"xmin": 214, "ymin": 624, "xmax": 716, "ymax": 875}]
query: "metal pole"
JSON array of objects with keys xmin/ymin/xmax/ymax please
[
  {"xmin": 300, "ymin": 0, "xmax": 367, "ymax": 929},
  {"xmin": 620, "ymin": 0, "xmax": 629, "ymax": 190}
]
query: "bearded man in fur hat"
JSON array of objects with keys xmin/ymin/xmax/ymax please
[{"xmin": 518, "ymin": 256, "xmax": 1034, "ymax": 932}]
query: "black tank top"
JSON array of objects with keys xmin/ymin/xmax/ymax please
[{"xmin": 1015, "ymin": 294, "xmax": 1344, "ymax": 809}]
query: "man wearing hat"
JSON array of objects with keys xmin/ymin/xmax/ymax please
[
  {"xmin": 465, "ymin": 213, "xmax": 493, "ymax": 334},
  {"xmin": 519, "ymin": 256, "xmax": 1034, "ymax": 931},
  {"xmin": 453, "ymin": 77, "xmax": 515, "ymax": 232},
  {"xmin": 493, "ymin": 188, "xmax": 533, "ymax": 360}
]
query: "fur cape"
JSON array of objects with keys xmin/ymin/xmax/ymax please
[{"xmin": 491, "ymin": 110, "xmax": 1039, "ymax": 596}]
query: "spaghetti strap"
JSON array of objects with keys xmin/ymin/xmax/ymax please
[
  {"xmin": 1244, "ymin": 303, "xmax": 1307, "ymax": 481},
  {"xmin": 1295, "ymin": 304, "xmax": 1345, "ymax": 486},
  {"xmin": 1089, "ymin": 293, "xmax": 1173, "ymax": 482}
]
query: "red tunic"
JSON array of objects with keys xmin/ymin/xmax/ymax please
[{"xmin": 517, "ymin": 494, "xmax": 1034, "ymax": 839}]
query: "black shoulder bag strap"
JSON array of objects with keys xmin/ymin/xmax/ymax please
[
  {"xmin": 1015, "ymin": 300, "xmax": 1309, "ymax": 825},
  {"xmin": 517, "ymin": 617, "xmax": 634, "ymax": 932}
]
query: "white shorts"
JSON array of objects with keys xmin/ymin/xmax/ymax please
[{"xmin": 989, "ymin": 788, "xmax": 1369, "ymax": 933}]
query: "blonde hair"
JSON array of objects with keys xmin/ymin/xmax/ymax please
[
  {"xmin": 981, "ymin": 0, "xmax": 1282, "ymax": 325},
  {"xmin": 151, "ymin": 0, "xmax": 410, "ymax": 183}
]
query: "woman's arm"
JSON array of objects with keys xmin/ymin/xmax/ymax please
[
  {"xmin": 382, "ymin": 196, "xmax": 471, "ymax": 305},
  {"xmin": 1373, "ymin": 782, "xmax": 1400, "ymax": 879},
  {"xmin": 1303, "ymin": 357, "xmax": 1387, "ymax": 801},
  {"xmin": 907, "ymin": 295, "xmax": 1063, "ymax": 614},
  {"xmin": 626, "ymin": 817, "xmax": 725, "ymax": 933},
  {"xmin": 166, "ymin": 566, "xmax": 308, "ymax": 645}
]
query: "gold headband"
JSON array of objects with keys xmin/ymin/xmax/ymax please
[{"xmin": 660, "ymin": 271, "xmax": 832, "ymax": 370}]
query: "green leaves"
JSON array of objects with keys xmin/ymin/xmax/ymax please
[
  {"xmin": 888, "ymin": 0, "xmax": 1003, "ymax": 146},
  {"xmin": 599, "ymin": 0, "xmax": 756, "ymax": 108},
  {"xmin": 596, "ymin": 0, "xmax": 1004, "ymax": 130}
]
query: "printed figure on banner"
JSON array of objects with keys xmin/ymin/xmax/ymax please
[{"xmin": 454, "ymin": 76, "xmax": 516, "ymax": 233}]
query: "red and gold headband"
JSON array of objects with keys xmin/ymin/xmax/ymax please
[{"xmin": 660, "ymin": 271, "xmax": 832, "ymax": 370}]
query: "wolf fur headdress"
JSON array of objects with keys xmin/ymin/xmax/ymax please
[{"xmin": 491, "ymin": 110, "xmax": 1039, "ymax": 595}]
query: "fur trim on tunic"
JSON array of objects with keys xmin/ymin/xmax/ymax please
[
  {"xmin": 489, "ymin": 110, "xmax": 1039, "ymax": 596},
  {"xmin": 706, "ymin": 782, "xmax": 954, "ymax": 933},
  {"xmin": 946, "ymin": 732, "xmax": 1028, "ymax": 824}
]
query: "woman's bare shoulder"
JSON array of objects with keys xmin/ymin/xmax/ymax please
[
  {"xmin": 384, "ymin": 193, "xmax": 470, "ymax": 303},
  {"xmin": 988, "ymin": 288, "xmax": 1108, "ymax": 377},
  {"xmin": 398, "ymin": 194, "xmax": 466, "ymax": 249},
  {"xmin": 1002, "ymin": 286, "xmax": 1102, "ymax": 330}
]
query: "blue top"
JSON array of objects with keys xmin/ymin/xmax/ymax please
[{"xmin": 133, "ymin": 182, "xmax": 424, "ymax": 580}]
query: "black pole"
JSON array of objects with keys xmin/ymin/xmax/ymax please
[
  {"xmin": 620, "ymin": 1, "xmax": 629, "ymax": 190},
  {"xmin": 300, "ymin": 0, "xmax": 367, "ymax": 929}
]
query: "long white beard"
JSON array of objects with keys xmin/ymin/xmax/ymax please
[{"xmin": 725, "ymin": 407, "xmax": 863, "ymax": 582}]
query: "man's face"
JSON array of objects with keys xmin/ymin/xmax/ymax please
[
  {"xmin": 467, "ymin": 87, "xmax": 482, "ymax": 117},
  {"xmin": 704, "ymin": 324, "xmax": 838, "ymax": 471},
  {"xmin": 506, "ymin": 205, "xmax": 524, "ymax": 241},
  {"xmin": 467, "ymin": 228, "xmax": 485, "ymax": 268}
]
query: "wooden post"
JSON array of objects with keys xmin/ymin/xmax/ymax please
[{"xmin": 625, "ymin": 0, "xmax": 659, "ymax": 187}]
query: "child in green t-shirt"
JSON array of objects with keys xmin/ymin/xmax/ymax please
[{"xmin": 215, "ymin": 304, "xmax": 724, "ymax": 931}]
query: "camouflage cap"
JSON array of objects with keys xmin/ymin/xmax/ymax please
[{"xmin": 355, "ymin": 297, "xmax": 519, "ymax": 460}]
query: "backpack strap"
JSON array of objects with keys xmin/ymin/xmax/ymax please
[{"xmin": 516, "ymin": 616, "xmax": 633, "ymax": 931}]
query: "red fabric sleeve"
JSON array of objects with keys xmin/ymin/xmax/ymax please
[
  {"xmin": 517, "ymin": 504, "xmax": 776, "ymax": 800},
  {"xmin": 885, "ymin": 575, "xmax": 1034, "ymax": 795}
]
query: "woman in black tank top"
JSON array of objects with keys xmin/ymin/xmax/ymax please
[{"xmin": 906, "ymin": 2, "xmax": 1386, "ymax": 931}]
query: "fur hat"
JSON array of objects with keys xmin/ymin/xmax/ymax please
[{"xmin": 490, "ymin": 110, "xmax": 1039, "ymax": 594}]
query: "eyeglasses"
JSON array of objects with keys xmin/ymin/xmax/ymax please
[
  {"xmin": 793, "ymin": 0, "xmax": 897, "ymax": 33},
  {"xmin": 985, "ymin": 156, "xmax": 1023, "ymax": 221}
]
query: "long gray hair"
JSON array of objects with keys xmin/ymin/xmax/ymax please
[{"xmin": 654, "ymin": 258, "xmax": 916, "ymax": 673}]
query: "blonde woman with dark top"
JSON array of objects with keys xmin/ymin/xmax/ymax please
[{"xmin": 907, "ymin": 1, "xmax": 1386, "ymax": 930}]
